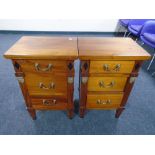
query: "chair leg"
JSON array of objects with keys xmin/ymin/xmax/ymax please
[
  {"xmin": 117, "ymin": 25, "xmax": 122, "ymax": 36},
  {"xmin": 141, "ymin": 42, "xmax": 144, "ymax": 46},
  {"xmin": 118, "ymin": 24, "xmax": 121, "ymax": 32},
  {"xmin": 124, "ymin": 29, "xmax": 128, "ymax": 37},
  {"xmin": 152, "ymin": 72, "xmax": 155, "ymax": 76},
  {"xmin": 147, "ymin": 50, "xmax": 155, "ymax": 71},
  {"xmin": 127, "ymin": 32, "xmax": 131, "ymax": 37}
]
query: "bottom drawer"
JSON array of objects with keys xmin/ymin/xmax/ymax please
[
  {"xmin": 86, "ymin": 93, "xmax": 123, "ymax": 109},
  {"xmin": 31, "ymin": 97, "xmax": 67, "ymax": 110}
]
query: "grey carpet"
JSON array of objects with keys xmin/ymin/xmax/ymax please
[{"xmin": 0, "ymin": 32, "xmax": 155, "ymax": 135}]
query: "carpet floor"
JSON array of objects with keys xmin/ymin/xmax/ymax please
[{"xmin": 0, "ymin": 32, "xmax": 155, "ymax": 135}]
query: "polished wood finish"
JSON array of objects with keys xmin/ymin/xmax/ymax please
[
  {"xmin": 25, "ymin": 73, "xmax": 67, "ymax": 96},
  {"xmin": 115, "ymin": 107, "xmax": 125, "ymax": 118},
  {"xmin": 15, "ymin": 60, "xmax": 68, "ymax": 74},
  {"xmin": 87, "ymin": 76, "xmax": 127, "ymax": 92},
  {"xmin": 4, "ymin": 36, "xmax": 151, "ymax": 119},
  {"xmin": 31, "ymin": 97, "xmax": 67, "ymax": 110},
  {"xmin": 4, "ymin": 36, "xmax": 78, "ymax": 60},
  {"xmin": 4, "ymin": 36, "xmax": 78, "ymax": 119},
  {"xmin": 12, "ymin": 60, "xmax": 36, "ymax": 120},
  {"xmin": 87, "ymin": 93, "xmax": 123, "ymax": 109},
  {"xmin": 67, "ymin": 61, "xmax": 74, "ymax": 119},
  {"xmin": 89, "ymin": 61, "xmax": 135, "ymax": 74},
  {"xmin": 78, "ymin": 37, "xmax": 151, "ymax": 60},
  {"xmin": 79, "ymin": 61, "xmax": 89, "ymax": 117},
  {"xmin": 115, "ymin": 61, "xmax": 143, "ymax": 118},
  {"xmin": 79, "ymin": 37, "xmax": 151, "ymax": 118}
]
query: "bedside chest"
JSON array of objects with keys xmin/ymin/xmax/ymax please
[
  {"xmin": 4, "ymin": 36, "xmax": 78, "ymax": 119},
  {"xmin": 78, "ymin": 37, "xmax": 151, "ymax": 118}
]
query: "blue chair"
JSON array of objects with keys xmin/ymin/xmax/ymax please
[
  {"xmin": 128, "ymin": 19, "xmax": 150, "ymax": 40},
  {"xmin": 140, "ymin": 20, "xmax": 155, "ymax": 71},
  {"xmin": 119, "ymin": 19, "xmax": 130, "ymax": 37},
  {"xmin": 119, "ymin": 19, "xmax": 130, "ymax": 27}
]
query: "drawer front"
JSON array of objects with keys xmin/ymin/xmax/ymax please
[
  {"xmin": 17, "ymin": 60, "xmax": 67, "ymax": 73},
  {"xmin": 31, "ymin": 97, "xmax": 67, "ymax": 110},
  {"xmin": 89, "ymin": 61, "xmax": 135, "ymax": 74},
  {"xmin": 88, "ymin": 77, "xmax": 127, "ymax": 92},
  {"xmin": 86, "ymin": 93, "xmax": 123, "ymax": 109},
  {"xmin": 25, "ymin": 73, "xmax": 67, "ymax": 96}
]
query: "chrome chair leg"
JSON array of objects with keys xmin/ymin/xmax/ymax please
[
  {"xmin": 147, "ymin": 50, "xmax": 155, "ymax": 71},
  {"xmin": 117, "ymin": 25, "xmax": 121, "ymax": 34},
  {"xmin": 127, "ymin": 32, "xmax": 131, "ymax": 37},
  {"xmin": 135, "ymin": 38, "xmax": 138, "ymax": 42},
  {"xmin": 152, "ymin": 72, "xmax": 155, "ymax": 76},
  {"xmin": 124, "ymin": 29, "xmax": 128, "ymax": 37},
  {"xmin": 141, "ymin": 42, "xmax": 144, "ymax": 46}
]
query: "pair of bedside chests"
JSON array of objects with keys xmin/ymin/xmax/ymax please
[{"xmin": 4, "ymin": 36, "xmax": 151, "ymax": 119}]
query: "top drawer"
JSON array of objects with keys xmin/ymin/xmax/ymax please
[
  {"xmin": 16, "ymin": 60, "xmax": 68, "ymax": 74},
  {"xmin": 89, "ymin": 61, "xmax": 135, "ymax": 74}
]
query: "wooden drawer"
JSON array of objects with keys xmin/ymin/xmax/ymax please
[
  {"xmin": 86, "ymin": 93, "xmax": 123, "ymax": 109},
  {"xmin": 25, "ymin": 73, "xmax": 67, "ymax": 96},
  {"xmin": 31, "ymin": 96, "xmax": 67, "ymax": 110},
  {"xmin": 89, "ymin": 61, "xmax": 135, "ymax": 74},
  {"xmin": 88, "ymin": 76, "xmax": 127, "ymax": 92},
  {"xmin": 16, "ymin": 60, "xmax": 68, "ymax": 74}
]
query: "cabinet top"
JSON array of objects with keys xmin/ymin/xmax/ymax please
[
  {"xmin": 4, "ymin": 36, "xmax": 78, "ymax": 60},
  {"xmin": 78, "ymin": 37, "xmax": 151, "ymax": 60},
  {"xmin": 4, "ymin": 36, "xmax": 151, "ymax": 61}
]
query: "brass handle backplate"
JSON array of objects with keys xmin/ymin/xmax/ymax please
[
  {"xmin": 103, "ymin": 64, "xmax": 121, "ymax": 72},
  {"xmin": 35, "ymin": 63, "xmax": 53, "ymax": 71},
  {"xmin": 114, "ymin": 64, "xmax": 121, "ymax": 71},
  {"xmin": 99, "ymin": 80, "xmax": 115, "ymax": 88},
  {"xmin": 39, "ymin": 82, "xmax": 55, "ymax": 89},
  {"xmin": 103, "ymin": 64, "xmax": 109, "ymax": 71},
  {"xmin": 43, "ymin": 99, "xmax": 57, "ymax": 105},
  {"xmin": 96, "ymin": 99, "xmax": 111, "ymax": 105}
]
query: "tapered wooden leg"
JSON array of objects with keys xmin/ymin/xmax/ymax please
[
  {"xmin": 115, "ymin": 108, "xmax": 125, "ymax": 118},
  {"xmin": 27, "ymin": 108, "xmax": 36, "ymax": 120},
  {"xmin": 68, "ymin": 109, "xmax": 74, "ymax": 119},
  {"xmin": 79, "ymin": 108, "xmax": 85, "ymax": 118},
  {"xmin": 79, "ymin": 61, "xmax": 89, "ymax": 118},
  {"xmin": 67, "ymin": 61, "xmax": 75, "ymax": 119},
  {"xmin": 115, "ymin": 62, "xmax": 142, "ymax": 118}
]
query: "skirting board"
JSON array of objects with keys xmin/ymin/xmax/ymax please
[{"xmin": 0, "ymin": 30, "xmax": 125, "ymax": 36}]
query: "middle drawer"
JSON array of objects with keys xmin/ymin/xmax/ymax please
[
  {"xmin": 88, "ymin": 76, "xmax": 127, "ymax": 92},
  {"xmin": 25, "ymin": 73, "xmax": 67, "ymax": 96}
]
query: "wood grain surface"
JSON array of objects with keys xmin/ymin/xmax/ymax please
[
  {"xmin": 78, "ymin": 37, "xmax": 151, "ymax": 60},
  {"xmin": 4, "ymin": 36, "xmax": 78, "ymax": 60}
]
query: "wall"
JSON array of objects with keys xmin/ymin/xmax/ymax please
[{"xmin": 0, "ymin": 19, "xmax": 119, "ymax": 32}]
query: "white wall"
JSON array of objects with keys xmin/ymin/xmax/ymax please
[{"xmin": 0, "ymin": 19, "xmax": 119, "ymax": 32}]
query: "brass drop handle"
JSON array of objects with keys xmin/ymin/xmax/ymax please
[
  {"xmin": 43, "ymin": 99, "xmax": 57, "ymax": 105},
  {"xmin": 106, "ymin": 99, "xmax": 111, "ymax": 104},
  {"xmin": 103, "ymin": 64, "xmax": 109, "ymax": 71},
  {"xmin": 106, "ymin": 81, "xmax": 115, "ymax": 88},
  {"xmin": 113, "ymin": 64, "xmax": 121, "ymax": 71},
  {"xmin": 99, "ymin": 81, "xmax": 115, "ymax": 88},
  {"xmin": 50, "ymin": 83, "xmax": 55, "ymax": 89},
  {"xmin": 96, "ymin": 99, "xmax": 111, "ymax": 105},
  {"xmin": 39, "ymin": 82, "xmax": 55, "ymax": 89},
  {"xmin": 103, "ymin": 64, "xmax": 121, "ymax": 71},
  {"xmin": 99, "ymin": 81, "xmax": 104, "ymax": 88},
  {"xmin": 96, "ymin": 99, "xmax": 101, "ymax": 104},
  {"xmin": 35, "ymin": 63, "xmax": 53, "ymax": 71}
]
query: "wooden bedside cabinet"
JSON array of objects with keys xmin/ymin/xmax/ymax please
[
  {"xmin": 4, "ymin": 36, "xmax": 78, "ymax": 119},
  {"xmin": 78, "ymin": 37, "xmax": 151, "ymax": 118}
]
